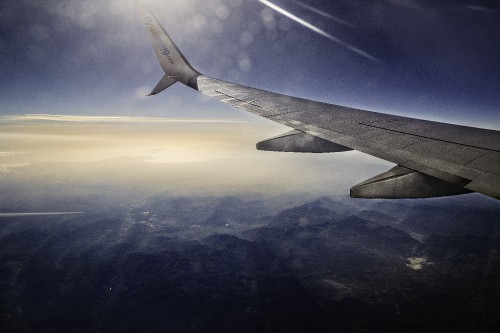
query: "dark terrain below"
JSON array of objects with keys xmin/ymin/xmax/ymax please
[{"xmin": 1, "ymin": 194, "xmax": 499, "ymax": 332}]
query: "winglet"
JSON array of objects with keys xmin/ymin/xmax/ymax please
[
  {"xmin": 147, "ymin": 74, "xmax": 177, "ymax": 96},
  {"xmin": 140, "ymin": 9, "xmax": 201, "ymax": 91}
]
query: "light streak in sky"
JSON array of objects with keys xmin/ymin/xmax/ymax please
[
  {"xmin": 288, "ymin": 0, "xmax": 355, "ymax": 28},
  {"xmin": 258, "ymin": 0, "xmax": 381, "ymax": 63},
  {"xmin": 5, "ymin": 114, "xmax": 244, "ymax": 124},
  {"xmin": 0, "ymin": 212, "xmax": 85, "ymax": 217},
  {"xmin": 463, "ymin": 4, "xmax": 497, "ymax": 14}
]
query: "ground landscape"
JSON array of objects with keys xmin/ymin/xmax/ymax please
[{"xmin": 1, "ymin": 193, "xmax": 499, "ymax": 332}]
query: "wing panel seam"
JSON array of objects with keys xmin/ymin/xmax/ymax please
[
  {"xmin": 464, "ymin": 153, "xmax": 489, "ymax": 166},
  {"xmin": 215, "ymin": 90, "xmax": 263, "ymax": 108},
  {"xmin": 359, "ymin": 123, "xmax": 498, "ymax": 153}
]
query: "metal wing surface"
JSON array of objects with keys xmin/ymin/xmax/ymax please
[
  {"xmin": 140, "ymin": 10, "xmax": 500, "ymax": 200},
  {"xmin": 196, "ymin": 77, "xmax": 500, "ymax": 199}
]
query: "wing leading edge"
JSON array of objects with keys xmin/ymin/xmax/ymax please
[{"xmin": 140, "ymin": 10, "xmax": 500, "ymax": 200}]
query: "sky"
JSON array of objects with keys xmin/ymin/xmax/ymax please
[
  {"xmin": 0, "ymin": 0, "xmax": 499, "ymax": 125},
  {"xmin": 1, "ymin": 0, "xmax": 500, "ymax": 204}
]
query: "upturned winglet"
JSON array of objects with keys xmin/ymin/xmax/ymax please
[{"xmin": 140, "ymin": 9, "xmax": 200, "ymax": 93}]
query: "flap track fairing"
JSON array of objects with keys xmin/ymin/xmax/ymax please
[
  {"xmin": 350, "ymin": 166, "xmax": 473, "ymax": 199},
  {"xmin": 257, "ymin": 130, "xmax": 352, "ymax": 153}
]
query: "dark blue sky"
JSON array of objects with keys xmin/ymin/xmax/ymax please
[{"xmin": 1, "ymin": 0, "xmax": 499, "ymax": 128}]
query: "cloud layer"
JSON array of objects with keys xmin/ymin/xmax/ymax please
[{"xmin": 0, "ymin": 115, "xmax": 390, "ymax": 200}]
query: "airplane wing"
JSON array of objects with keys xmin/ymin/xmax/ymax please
[{"xmin": 140, "ymin": 10, "xmax": 500, "ymax": 200}]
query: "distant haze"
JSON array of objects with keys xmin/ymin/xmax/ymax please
[{"xmin": 0, "ymin": 115, "xmax": 391, "ymax": 210}]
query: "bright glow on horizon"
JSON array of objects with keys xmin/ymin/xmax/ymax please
[
  {"xmin": 0, "ymin": 116, "xmax": 254, "ymax": 164},
  {"xmin": 0, "ymin": 115, "xmax": 388, "ymax": 198}
]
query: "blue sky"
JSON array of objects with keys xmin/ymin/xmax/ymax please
[{"xmin": 1, "ymin": 0, "xmax": 499, "ymax": 128}]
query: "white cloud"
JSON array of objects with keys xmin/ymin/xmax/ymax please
[
  {"xmin": 406, "ymin": 257, "xmax": 431, "ymax": 270},
  {"xmin": 0, "ymin": 163, "xmax": 31, "ymax": 178},
  {"xmin": 135, "ymin": 86, "xmax": 153, "ymax": 100}
]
